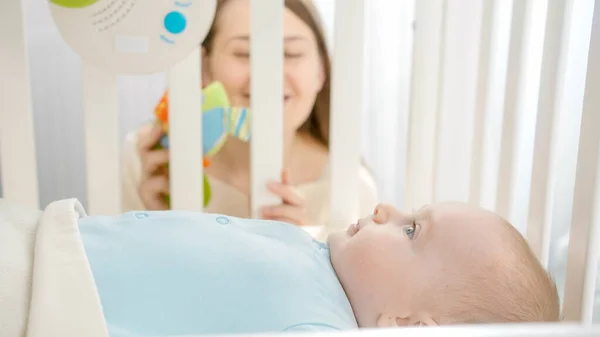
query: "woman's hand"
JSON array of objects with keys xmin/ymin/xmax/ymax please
[
  {"xmin": 261, "ymin": 168, "xmax": 308, "ymax": 226},
  {"xmin": 137, "ymin": 122, "xmax": 170, "ymax": 210}
]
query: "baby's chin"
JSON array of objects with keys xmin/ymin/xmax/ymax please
[
  {"xmin": 327, "ymin": 222, "xmax": 357, "ymax": 244},
  {"xmin": 327, "ymin": 229, "xmax": 345, "ymax": 246},
  {"xmin": 327, "ymin": 228, "xmax": 351, "ymax": 252},
  {"xmin": 327, "ymin": 224, "xmax": 362, "ymax": 264}
]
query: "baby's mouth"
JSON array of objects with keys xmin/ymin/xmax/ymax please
[{"xmin": 347, "ymin": 221, "xmax": 360, "ymax": 237}]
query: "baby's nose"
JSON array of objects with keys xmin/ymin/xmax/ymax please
[
  {"xmin": 373, "ymin": 203, "xmax": 412, "ymax": 224},
  {"xmin": 373, "ymin": 203, "xmax": 394, "ymax": 224}
]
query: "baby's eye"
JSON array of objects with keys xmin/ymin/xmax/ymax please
[{"xmin": 403, "ymin": 223, "xmax": 417, "ymax": 239}]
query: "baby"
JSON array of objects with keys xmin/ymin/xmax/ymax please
[
  {"xmin": 73, "ymin": 201, "xmax": 560, "ymax": 336},
  {"xmin": 328, "ymin": 202, "xmax": 560, "ymax": 327}
]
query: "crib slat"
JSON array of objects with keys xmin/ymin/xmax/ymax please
[
  {"xmin": 214, "ymin": 324, "xmax": 600, "ymax": 337},
  {"xmin": 249, "ymin": 0, "xmax": 284, "ymax": 219},
  {"xmin": 329, "ymin": 0, "xmax": 365, "ymax": 228},
  {"xmin": 525, "ymin": 0, "xmax": 570, "ymax": 267},
  {"xmin": 0, "ymin": 0, "xmax": 39, "ymax": 209},
  {"xmin": 477, "ymin": 0, "xmax": 514, "ymax": 211},
  {"xmin": 494, "ymin": 0, "xmax": 529, "ymax": 221},
  {"xmin": 82, "ymin": 64, "xmax": 120, "ymax": 215},
  {"xmin": 495, "ymin": 0, "xmax": 552, "ymax": 230},
  {"xmin": 168, "ymin": 48, "xmax": 204, "ymax": 212},
  {"xmin": 562, "ymin": 0, "xmax": 600, "ymax": 323},
  {"xmin": 388, "ymin": 2, "xmax": 416, "ymax": 209},
  {"xmin": 405, "ymin": 0, "xmax": 446, "ymax": 209},
  {"xmin": 527, "ymin": 0, "xmax": 580, "ymax": 266},
  {"xmin": 469, "ymin": 0, "xmax": 495, "ymax": 206},
  {"xmin": 434, "ymin": 0, "xmax": 484, "ymax": 202}
]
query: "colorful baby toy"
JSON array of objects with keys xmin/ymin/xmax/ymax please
[{"xmin": 154, "ymin": 81, "xmax": 251, "ymax": 207}]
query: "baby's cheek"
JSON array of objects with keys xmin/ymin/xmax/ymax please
[{"xmin": 352, "ymin": 239, "xmax": 397, "ymax": 280}]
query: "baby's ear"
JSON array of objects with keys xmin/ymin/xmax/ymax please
[
  {"xmin": 377, "ymin": 312, "xmax": 438, "ymax": 327},
  {"xmin": 395, "ymin": 315, "xmax": 437, "ymax": 327}
]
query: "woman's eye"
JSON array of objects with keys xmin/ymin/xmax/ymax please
[
  {"xmin": 234, "ymin": 52, "xmax": 250, "ymax": 58},
  {"xmin": 403, "ymin": 223, "xmax": 417, "ymax": 239},
  {"xmin": 285, "ymin": 52, "xmax": 303, "ymax": 58}
]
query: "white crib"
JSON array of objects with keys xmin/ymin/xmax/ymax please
[{"xmin": 1, "ymin": 0, "xmax": 600, "ymax": 335}]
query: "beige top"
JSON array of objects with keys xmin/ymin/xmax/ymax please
[{"xmin": 120, "ymin": 131, "xmax": 379, "ymax": 240}]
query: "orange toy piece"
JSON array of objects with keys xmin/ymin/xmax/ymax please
[
  {"xmin": 154, "ymin": 90, "xmax": 211, "ymax": 169},
  {"xmin": 155, "ymin": 91, "xmax": 169, "ymax": 132}
]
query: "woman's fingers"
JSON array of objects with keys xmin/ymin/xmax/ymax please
[
  {"xmin": 138, "ymin": 174, "xmax": 170, "ymax": 210},
  {"xmin": 267, "ymin": 181, "xmax": 304, "ymax": 206},
  {"xmin": 136, "ymin": 122, "xmax": 170, "ymax": 179},
  {"xmin": 135, "ymin": 122, "xmax": 171, "ymax": 210},
  {"xmin": 261, "ymin": 204, "xmax": 308, "ymax": 226},
  {"xmin": 266, "ymin": 167, "xmax": 304, "ymax": 205},
  {"xmin": 263, "ymin": 168, "xmax": 308, "ymax": 225},
  {"xmin": 141, "ymin": 148, "xmax": 170, "ymax": 179},
  {"xmin": 137, "ymin": 122, "xmax": 164, "ymax": 152}
]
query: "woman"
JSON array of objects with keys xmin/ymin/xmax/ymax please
[{"xmin": 120, "ymin": 0, "xmax": 378, "ymax": 237}]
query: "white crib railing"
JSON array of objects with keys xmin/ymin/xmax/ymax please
[
  {"xmin": 1, "ymin": 0, "xmax": 600, "ymax": 332},
  {"xmin": 261, "ymin": 324, "xmax": 600, "ymax": 337},
  {"xmin": 82, "ymin": 64, "xmax": 121, "ymax": 215},
  {"xmin": 329, "ymin": 0, "xmax": 364, "ymax": 229},
  {"xmin": 525, "ymin": 0, "xmax": 568, "ymax": 269},
  {"xmin": 0, "ymin": 0, "xmax": 39, "ymax": 209},
  {"xmin": 562, "ymin": 0, "xmax": 600, "ymax": 321},
  {"xmin": 167, "ymin": 47, "xmax": 204, "ymax": 212},
  {"xmin": 250, "ymin": 0, "xmax": 284, "ymax": 219}
]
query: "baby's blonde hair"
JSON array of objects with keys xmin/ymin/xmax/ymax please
[{"xmin": 437, "ymin": 219, "xmax": 560, "ymax": 324}]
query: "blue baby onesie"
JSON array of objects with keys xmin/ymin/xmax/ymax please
[{"xmin": 78, "ymin": 211, "xmax": 357, "ymax": 336}]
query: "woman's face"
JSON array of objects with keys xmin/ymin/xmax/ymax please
[{"xmin": 202, "ymin": 0, "xmax": 326, "ymax": 137}]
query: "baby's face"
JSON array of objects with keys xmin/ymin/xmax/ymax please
[{"xmin": 328, "ymin": 202, "xmax": 510, "ymax": 327}]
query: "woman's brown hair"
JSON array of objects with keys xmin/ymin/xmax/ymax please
[{"xmin": 201, "ymin": 0, "xmax": 332, "ymax": 148}]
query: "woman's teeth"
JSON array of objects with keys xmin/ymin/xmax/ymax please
[{"xmin": 243, "ymin": 95, "xmax": 290, "ymax": 102}]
